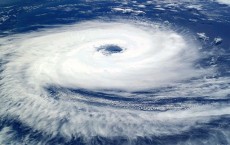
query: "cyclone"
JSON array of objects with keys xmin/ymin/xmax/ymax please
[
  {"xmin": 6, "ymin": 21, "xmax": 205, "ymax": 91},
  {"xmin": 0, "ymin": 19, "xmax": 230, "ymax": 144}
]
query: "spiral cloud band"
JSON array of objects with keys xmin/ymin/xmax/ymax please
[
  {"xmin": 0, "ymin": 20, "xmax": 230, "ymax": 143},
  {"xmin": 8, "ymin": 21, "xmax": 203, "ymax": 91}
]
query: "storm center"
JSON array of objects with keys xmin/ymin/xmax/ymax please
[{"xmin": 97, "ymin": 45, "xmax": 124, "ymax": 55}]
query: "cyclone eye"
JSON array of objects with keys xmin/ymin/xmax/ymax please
[{"xmin": 97, "ymin": 45, "xmax": 124, "ymax": 55}]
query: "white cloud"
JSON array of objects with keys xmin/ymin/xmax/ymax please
[
  {"xmin": 216, "ymin": 0, "xmax": 230, "ymax": 5},
  {"xmin": 0, "ymin": 19, "xmax": 229, "ymax": 142}
]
